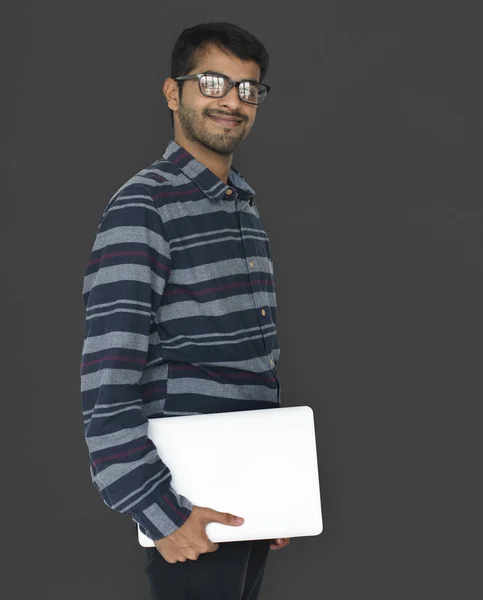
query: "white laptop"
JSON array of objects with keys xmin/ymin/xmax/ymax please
[{"xmin": 137, "ymin": 405, "xmax": 323, "ymax": 546}]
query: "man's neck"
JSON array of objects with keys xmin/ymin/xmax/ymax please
[{"xmin": 174, "ymin": 135, "xmax": 233, "ymax": 184}]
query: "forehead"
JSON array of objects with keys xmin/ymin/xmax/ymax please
[{"xmin": 191, "ymin": 44, "xmax": 261, "ymax": 81}]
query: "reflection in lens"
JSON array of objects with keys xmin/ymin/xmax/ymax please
[
  {"xmin": 201, "ymin": 74, "xmax": 226, "ymax": 96},
  {"xmin": 200, "ymin": 74, "xmax": 266, "ymax": 104}
]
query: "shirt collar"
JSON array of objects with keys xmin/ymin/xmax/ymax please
[{"xmin": 162, "ymin": 139, "xmax": 255, "ymax": 207}]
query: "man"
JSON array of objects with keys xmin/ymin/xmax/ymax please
[{"xmin": 80, "ymin": 21, "xmax": 288, "ymax": 600}]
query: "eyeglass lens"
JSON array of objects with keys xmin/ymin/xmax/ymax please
[{"xmin": 200, "ymin": 74, "xmax": 266, "ymax": 103}]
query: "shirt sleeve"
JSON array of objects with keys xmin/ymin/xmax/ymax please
[{"xmin": 80, "ymin": 185, "xmax": 193, "ymax": 541}]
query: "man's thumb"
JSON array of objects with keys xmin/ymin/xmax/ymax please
[{"xmin": 208, "ymin": 509, "xmax": 244, "ymax": 526}]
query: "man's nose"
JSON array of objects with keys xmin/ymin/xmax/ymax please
[{"xmin": 218, "ymin": 86, "xmax": 243, "ymax": 110}]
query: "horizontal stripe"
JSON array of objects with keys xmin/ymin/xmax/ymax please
[{"xmin": 83, "ymin": 399, "xmax": 141, "ymax": 416}]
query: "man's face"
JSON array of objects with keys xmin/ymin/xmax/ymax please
[{"xmin": 170, "ymin": 45, "xmax": 261, "ymax": 156}]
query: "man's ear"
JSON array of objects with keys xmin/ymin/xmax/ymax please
[{"xmin": 163, "ymin": 78, "xmax": 179, "ymax": 112}]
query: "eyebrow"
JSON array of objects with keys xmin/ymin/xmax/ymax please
[{"xmin": 203, "ymin": 70, "xmax": 260, "ymax": 84}]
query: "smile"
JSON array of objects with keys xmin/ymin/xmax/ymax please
[{"xmin": 208, "ymin": 115, "xmax": 242, "ymax": 128}]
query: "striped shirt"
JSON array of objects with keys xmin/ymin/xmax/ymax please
[{"xmin": 80, "ymin": 139, "xmax": 281, "ymax": 542}]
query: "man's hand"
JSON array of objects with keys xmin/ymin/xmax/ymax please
[
  {"xmin": 269, "ymin": 537, "xmax": 290, "ymax": 551},
  {"xmin": 153, "ymin": 505, "xmax": 245, "ymax": 563}
]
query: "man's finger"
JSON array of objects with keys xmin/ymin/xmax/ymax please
[{"xmin": 269, "ymin": 537, "xmax": 290, "ymax": 550}]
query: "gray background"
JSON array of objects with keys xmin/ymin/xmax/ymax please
[{"xmin": 2, "ymin": 1, "xmax": 482, "ymax": 598}]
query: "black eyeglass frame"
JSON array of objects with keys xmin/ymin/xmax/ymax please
[{"xmin": 173, "ymin": 72, "xmax": 271, "ymax": 105}]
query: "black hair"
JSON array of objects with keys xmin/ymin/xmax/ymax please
[{"xmin": 167, "ymin": 22, "xmax": 270, "ymax": 128}]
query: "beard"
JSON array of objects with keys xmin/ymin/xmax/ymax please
[{"xmin": 177, "ymin": 102, "xmax": 247, "ymax": 156}]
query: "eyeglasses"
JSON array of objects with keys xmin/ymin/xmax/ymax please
[{"xmin": 174, "ymin": 72, "xmax": 270, "ymax": 105}]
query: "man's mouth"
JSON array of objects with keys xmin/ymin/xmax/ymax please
[{"xmin": 208, "ymin": 115, "xmax": 243, "ymax": 128}]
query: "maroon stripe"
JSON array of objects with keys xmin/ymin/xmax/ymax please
[
  {"xmin": 81, "ymin": 355, "xmax": 146, "ymax": 368},
  {"xmin": 171, "ymin": 150, "xmax": 190, "ymax": 164},
  {"xmin": 143, "ymin": 386, "xmax": 167, "ymax": 396},
  {"xmin": 147, "ymin": 174, "xmax": 167, "ymax": 182},
  {"xmin": 92, "ymin": 443, "xmax": 150, "ymax": 465},
  {"xmin": 152, "ymin": 187, "xmax": 200, "ymax": 199},
  {"xmin": 169, "ymin": 363, "xmax": 277, "ymax": 384},
  {"xmin": 162, "ymin": 494, "xmax": 189, "ymax": 521}
]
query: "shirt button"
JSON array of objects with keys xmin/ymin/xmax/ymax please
[
  {"xmin": 225, "ymin": 188, "xmax": 233, "ymax": 195},
  {"xmin": 261, "ymin": 309, "xmax": 266, "ymax": 316},
  {"xmin": 269, "ymin": 359, "xmax": 274, "ymax": 365},
  {"xmin": 249, "ymin": 260, "xmax": 254, "ymax": 268}
]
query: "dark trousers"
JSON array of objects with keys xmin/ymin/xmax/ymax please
[{"xmin": 143, "ymin": 539, "xmax": 271, "ymax": 600}]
